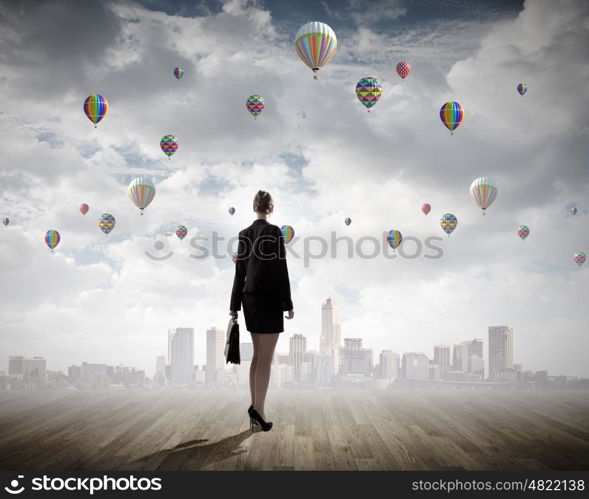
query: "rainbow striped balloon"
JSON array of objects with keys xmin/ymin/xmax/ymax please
[
  {"xmin": 281, "ymin": 225, "xmax": 295, "ymax": 244},
  {"xmin": 160, "ymin": 135, "xmax": 178, "ymax": 158},
  {"xmin": 246, "ymin": 95, "xmax": 264, "ymax": 118},
  {"xmin": 574, "ymin": 251, "xmax": 586, "ymax": 266},
  {"xmin": 45, "ymin": 229, "xmax": 60, "ymax": 251},
  {"xmin": 98, "ymin": 213, "xmax": 116, "ymax": 236},
  {"xmin": 440, "ymin": 101, "xmax": 464, "ymax": 134},
  {"xmin": 470, "ymin": 177, "xmax": 497, "ymax": 214},
  {"xmin": 517, "ymin": 83, "xmax": 527, "ymax": 96},
  {"xmin": 128, "ymin": 178, "xmax": 156, "ymax": 214},
  {"xmin": 295, "ymin": 21, "xmax": 337, "ymax": 79},
  {"xmin": 517, "ymin": 225, "xmax": 530, "ymax": 241},
  {"xmin": 356, "ymin": 77, "xmax": 382, "ymax": 112},
  {"xmin": 2, "ymin": 217, "xmax": 9, "ymax": 226},
  {"xmin": 174, "ymin": 66, "xmax": 184, "ymax": 79},
  {"xmin": 387, "ymin": 229, "xmax": 402, "ymax": 250},
  {"xmin": 176, "ymin": 225, "xmax": 188, "ymax": 240},
  {"xmin": 228, "ymin": 207, "xmax": 236, "ymax": 215},
  {"xmin": 83, "ymin": 95, "xmax": 109, "ymax": 127},
  {"xmin": 440, "ymin": 213, "xmax": 458, "ymax": 236}
]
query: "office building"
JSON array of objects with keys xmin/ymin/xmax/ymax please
[
  {"xmin": 402, "ymin": 352, "xmax": 429, "ymax": 380},
  {"xmin": 433, "ymin": 344, "xmax": 451, "ymax": 379},
  {"xmin": 8, "ymin": 356, "xmax": 24, "ymax": 376},
  {"xmin": 168, "ymin": 328, "xmax": 195, "ymax": 385},
  {"xmin": 488, "ymin": 326, "xmax": 514, "ymax": 380},
  {"xmin": 23, "ymin": 357, "xmax": 46, "ymax": 384},
  {"xmin": 379, "ymin": 350, "xmax": 400, "ymax": 380},
  {"xmin": 452, "ymin": 343, "xmax": 469, "ymax": 372},
  {"xmin": 206, "ymin": 327, "xmax": 225, "ymax": 385},
  {"xmin": 340, "ymin": 338, "xmax": 373, "ymax": 376},
  {"xmin": 320, "ymin": 298, "xmax": 341, "ymax": 372},
  {"xmin": 289, "ymin": 333, "xmax": 307, "ymax": 380}
]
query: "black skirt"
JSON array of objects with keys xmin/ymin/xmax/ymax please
[{"xmin": 242, "ymin": 292, "xmax": 284, "ymax": 334}]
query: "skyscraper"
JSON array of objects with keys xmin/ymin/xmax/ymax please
[
  {"xmin": 463, "ymin": 339, "xmax": 483, "ymax": 360},
  {"xmin": 379, "ymin": 350, "xmax": 400, "ymax": 380},
  {"xmin": 433, "ymin": 344, "xmax": 451, "ymax": 379},
  {"xmin": 340, "ymin": 338, "xmax": 373, "ymax": 376},
  {"xmin": 168, "ymin": 328, "xmax": 195, "ymax": 386},
  {"xmin": 206, "ymin": 327, "xmax": 225, "ymax": 385},
  {"xmin": 154, "ymin": 355, "xmax": 166, "ymax": 386},
  {"xmin": 23, "ymin": 357, "xmax": 46, "ymax": 384},
  {"xmin": 320, "ymin": 298, "xmax": 341, "ymax": 371},
  {"xmin": 488, "ymin": 326, "xmax": 514, "ymax": 380},
  {"xmin": 452, "ymin": 343, "xmax": 470, "ymax": 372},
  {"xmin": 289, "ymin": 333, "xmax": 307, "ymax": 381},
  {"xmin": 402, "ymin": 352, "xmax": 429, "ymax": 380},
  {"xmin": 8, "ymin": 356, "xmax": 24, "ymax": 376}
]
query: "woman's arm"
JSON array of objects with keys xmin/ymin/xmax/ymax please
[{"xmin": 230, "ymin": 233, "xmax": 248, "ymax": 312}]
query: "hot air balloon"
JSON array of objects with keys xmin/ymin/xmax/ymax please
[
  {"xmin": 174, "ymin": 66, "xmax": 184, "ymax": 79},
  {"xmin": 421, "ymin": 203, "xmax": 431, "ymax": 215},
  {"xmin": 470, "ymin": 177, "xmax": 497, "ymax": 215},
  {"xmin": 294, "ymin": 21, "xmax": 337, "ymax": 79},
  {"xmin": 2, "ymin": 217, "xmax": 9, "ymax": 226},
  {"xmin": 356, "ymin": 77, "xmax": 382, "ymax": 112},
  {"xmin": 440, "ymin": 213, "xmax": 458, "ymax": 236},
  {"xmin": 98, "ymin": 213, "xmax": 116, "ymax": 237},
  {"xmin": 571, "ymin": 206, "xmax": 578, "ymax": 216},
  {"xmin": 160, "ymin": 135, "xmax": 178, "ymax": 159},
  {"xmin": 517, "ymin": 225, "xmax": 530, "ymax": 241},
  {"xmin": 574, "ymin": 251, "xmax": 586, "ymax": 266},
  {"xmin": 345, "ymin": 217, "xmax": 352, "ymax": 226},
  {"xmin": 128, "ymin": 177, "xmax": 156, "ymax": 215},
  {"xmin": 281, "ymin": 225, "xmax": 295, "ymax": 244},
  {"xmin": 387, "ymin": 229, "xmax": 402, "ymax": 251},
  {"xmin": 246, "ymin": 95, "xmax": 264, "ymax": 119},
  {"xmin": 440, "ymin": 101, "xmax": 464, "ymax": 134},
  {"xmin": 176, "ymin": 225, "xmax": 188, "ymax": 240},
  {"xmin": 517, "ymin": 83, "xmax": 527, "ymax": 96},
  {"xmin": 83, "ymin": 95, "xmax": 109, "ymax": 128},
  {"xmin": 45, "ymin": 230, "xmax": 60, "ymax": 251},
  {"xmin": 80, "ymin": 203, "xmax": 89, "ymax": 215},
  {"xmin": 228, "ymin": 207, "xmax": 236, "ymax": 215},
  {"xmin": 231, "ymin": 251, "xmax": 238, "ymax": 263},
  {"xmin": 396, "ymin": 61, "xmax": 410, "ymax": 80}
]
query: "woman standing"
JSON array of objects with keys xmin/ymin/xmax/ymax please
[{"xmin": 230, "ymin": 191, "xmax": 294, "ymax": 432}]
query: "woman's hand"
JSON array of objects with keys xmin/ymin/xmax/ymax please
[
  {"xmin": 229, "ymin": 310, "xmax": 238, "ymax": 320},
  {"xmin": 285, "ymin": 310, "xmax": 295, "ymax": 320}
]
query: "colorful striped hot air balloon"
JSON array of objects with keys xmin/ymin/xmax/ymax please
[
  {"xmin": 128, "ymin": 177, "xmax": 156, "ymax": 215},
  {"xmin": 231, "ymin": 251, "xmax": 239, "ymax": 263},
  {"xmin": 246, "ymin": 95, "xmax": 264, "ymax": 119},
  {"xmin": 396, "ymin": 61, "xmax": 410, "ymax": 80},
  {"xmin": 174, "ymin": 66, "xmax": 184, "ymax": 79},
  {"xmin": 387, "ymin": 230, "xmax": 402, "ymax": 251},
  {"xmin": 440, "ymin": 101, "xmax": 464, "ymax": 134},
  {"xmin": 98, "ymin": 213, "xmax": 116, "ymax": 236},
  {"xmin": 345, "ymin": 217, "xmax": 352, "ymax": 226},
  {"xmin": 421, "ymin": 203, "xmax": 431, "ymax": 215},
  {"xmin": 356, "ymin": 77, "xmax": 382, "ymax": 112},
  {"xmin": 160, "ymin": 135, "xmax": 178, "ymax": 159},
  {"xmin": 176, "ymin": 225, "xmax": 188, "ymax": 240},
  {"xmin": 574, "ymin": 251, "xmax": 586, "ymax": 266},
  {"xmin": 80, "ymin": 203, "xmax": 89, "ymax": 215},
  {"xmin": 440, "ymin": 213, "xmax": 458, "ymax": 236},
  {"xmin": 45, "ymin": 230, "xmax": 60, "ymax": 251},
  {"xmin": 295, "ymin": 21, "xmax": 337, "ymax": 79},
  {"xmin": 281, "ymin": 225, "xmax": 295, "ymax": 244},
  {"xmin": 571, "ymin": 206, "xmax": 578, "ymax": 216},
  {"xmin": 228, "ymin": 207, "xmax": 236, "ymax": 215},
  {"xmin": 83, "ymin": 95, "xmax": 109, "ymax": 128},
  {"xmin": 2, "ymin": 217, "xmax": 9, "ymax": 226},
  {"xmin": 517, "ymin": 225, "xmax": 530, "ymax": 241},
  {"xmin": 470, "ymin": 177, "xmax": 498, "ymax": 215},
  {"xmin": 517, "ymin": 83, "xmax": 527, "ymax": 96}
]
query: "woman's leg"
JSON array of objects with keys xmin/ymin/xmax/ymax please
[
  {"xmin": 251, "ymin": 333, "xmax": 279, "ymax": 420},
  {"xmin": 249, "ymin": 332, "xmax": 261, "ymax": 406}
]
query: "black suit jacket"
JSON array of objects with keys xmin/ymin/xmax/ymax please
[{"xmin": 230, "ymin": 219, "xmax": 293, "ymax": 312}]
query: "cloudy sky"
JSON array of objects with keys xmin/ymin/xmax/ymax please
[{"xmin": 0, "ymin": 0, "xmax": 587, "ymax": 377}]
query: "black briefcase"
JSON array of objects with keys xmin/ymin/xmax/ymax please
[{"xmin": 224, "ymin": 318, "xmax": 241, "ymax": 365}]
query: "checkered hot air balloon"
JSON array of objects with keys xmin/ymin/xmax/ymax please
[
  {"xmin": 176, "ymin": 225, "xmax": 188, "ymax": 240},
  {"xmin": 421, "ymin": 203, "xmax": 431, "ymax": 215},
  {"xmin": 128, "ymin": 178, "xmax": 156, "ymax": 215},
  {"xmin": 246, "ymin": 95, "xmax": 264, "ymax": 119},
  {"xmin": 45, "ymin": 230, "xmax": 60, "ymax": 252},
  {"xmin": 281, "ymin": 225, "xmax": 295, "ymax": 244},
  {"xmin": 517, "ymin": 225, "xmax": 530, "ymax": 241},
  {"xmin": 80, "ymin": 203, "xmax": 89, "ymax": 215},
  {"xmin": 440, "ymin": 213, "xmax": 458, "ymax": 236},
  {"xmin": 440, "ymin": 102, "xmax": 464, "ymax": 134},
  {"xmin": 160, "ymin": 135, "xmax": 178, "ymax": 159},
  {"xmin": 574, "ymin": 252, "xmax": 586, "ymax": 267},
  {"xmin": 295, "ymin": 21, "xmax": 337, "ymax": 79},
  {"xmin": 396, "ymin": 61, "xmax": 410, "ymax": 80},
  {"xmin": 387, "ymin": 230, "xmax": 402, "ymax": 251},
  {"xmin": 83, "ymin": 95, "xmax": 109, "ymax": 128},
  {"xmin": 98, "ymin": 213, "xmax": 116, "ymax": 236},
  {"xmin": 470, "ymin": 177, "xmax": 498, "ymax": 215},
  {"xmin": 356, "ymin": 77, "xmax": 382, "ymax": 112}
]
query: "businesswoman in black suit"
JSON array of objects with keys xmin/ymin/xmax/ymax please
[{"xmin": 230, "ymin": 190, "xmax": 294, "ymax": 432}]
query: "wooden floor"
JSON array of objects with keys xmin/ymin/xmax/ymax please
[{"xmin": 0, "ymin": 390, "xmax": 588, "ymax": 471}]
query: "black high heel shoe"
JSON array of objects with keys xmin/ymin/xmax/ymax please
[
  {"xmin": 248, "ymin": 405, "xmax": 254, "ymax": 416},
  {"xmin": 250, "ymin": 408, "xmax": 273, "ymax": 432}
]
